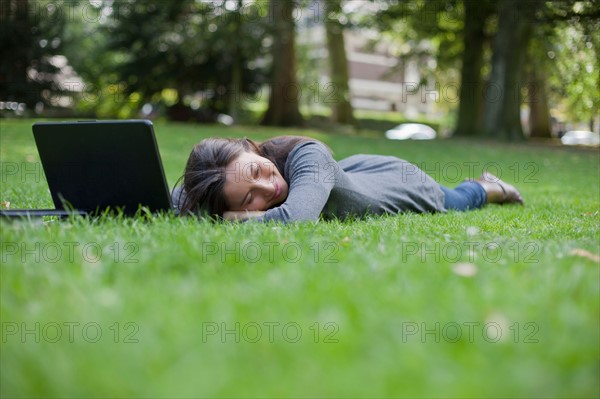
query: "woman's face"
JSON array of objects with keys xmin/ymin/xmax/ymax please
[{"xmin": 223, "ymin": 151, "xmax": 288, "ymax": 212}]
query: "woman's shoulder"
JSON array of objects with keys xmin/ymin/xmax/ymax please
[
  {"xmin": 290, "ymin": 139, "xmax": 331, "ymax": 154},
  {"xmin": 282, "ymin": 140, "xmax": 337, "ymax": 180},
  {"xmin": 287, "ymin": 140, "xmax": 334, "ymax": 163}
]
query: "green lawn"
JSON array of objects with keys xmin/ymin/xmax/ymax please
[{"xmin": 1, "ymin": 119, "xmax": 599, "ymax": 398}]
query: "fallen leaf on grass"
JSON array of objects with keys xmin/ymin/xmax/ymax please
[
  {"xmin": 581, "ymin": 211, "xmax": 599, "ymax": 217},
  {"xmin": 569, "ymin": 249, "xmax": 600, "ymax": 263},
  {"xmin": 452, "ymin": 262, "xmax": 478, "ymax": 277}
]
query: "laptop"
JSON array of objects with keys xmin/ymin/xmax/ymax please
[{"xmin": 0, "ymin": 120, "xmax": 175, "ymax": 218}]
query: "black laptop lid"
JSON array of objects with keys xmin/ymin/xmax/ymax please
[{"xmin": 32, "ymin": 120, "xmax": 173, "ymax": 215}]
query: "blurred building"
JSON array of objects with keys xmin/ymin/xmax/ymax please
[
  {"xmin": 297, "ymin": 23, "xmax": 439, "ymax": 118},
  {"xmin": 344, "ymin": 30, "xmax": 437, "ymax": 118}
]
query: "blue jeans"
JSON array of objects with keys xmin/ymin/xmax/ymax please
[{"xmin": 440, "ymin": 181, "xmax": 487, "ymax": 211}]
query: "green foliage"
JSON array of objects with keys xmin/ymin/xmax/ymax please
[
  {"xmin": 522, "ymin": 1, "xmax": 600, "ymax": 127},
  {"xmin": 99, "ymin": 0, "xmax": 270, "ymax": 114},
  {"xmin": 371, "ymin": 0, "xmax": 466, "ymax": 79},
  {"xmin": 545, "ymin": 24, "xmax": 599, "ymax": 125},
  {"xmin": 0, "ymin": 0, "xmax": 77, "ymax": 108}
]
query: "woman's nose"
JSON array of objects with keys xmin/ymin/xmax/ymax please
[{"xmin": 255, "ymin": 178, "xmax": 274, "ymax": 194}]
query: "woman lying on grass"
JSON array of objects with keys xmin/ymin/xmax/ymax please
[{"xmin": 172, "ymin": 136, "xmax": 523, "ymax": 222}]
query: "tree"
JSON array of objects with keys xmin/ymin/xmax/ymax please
[
  {"xmin": 372, "ymin": 0, "xmax": 599, "ymax": 140},
  {"xmin": 526, "ymin": 33, "xmax": 553, "ymax": 138},
  {"xmin": 483, "ymin": 0, "xmax": 538, "ymax": 140},
  {"xmin": 324, "ymin": 0, "xmax": 356, "ymax": 126},
  {"xmin": 453, "ymin": 0, "xmax": 494, "ymax": 137},
  {"xmin": 527, "ymin": 63, "xmax": 552, "ymax": 138},
  {"xmin": 94, "ymin": 0, "xmax": 269, "ymax": 118},
  {"xmin": 227, "ymin": 0, "xmax": 244, "ymax": 123},
  {"xmin": 542, "ymin": 0, "xmax": 600, "ymax": 132},
  {"xmin": 261, "ymin": 0, "xmax": 304, "ymax": 126},
  {"xmin": 484, "ymin": 0, "xmax": 599, "ymax": 139},
  {"xmin": 0, "ymin": 0, "xmax": 72, "ymax": 110}
]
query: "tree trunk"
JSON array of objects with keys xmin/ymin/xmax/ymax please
[
  {"xmin": 527, "ymin": 67, "xmax": 552, "ymax": 138},
  {"xmin": 227, "ymin": 0, "xmax": 243, "ymax": 123},
  {"xmin": 483, "ymin": 0, "xmax": 535, "ymax": 140},
  {"xmin": 454, "ymin": 1, "xmax": 492, "ymax": 137},
  {"xmin": 261, "ymin": 0, "xmax": 304, "ymax": 127},
  {"xmin": 324, "ymin": 0, "xmax": 356, "ymax": 126}
]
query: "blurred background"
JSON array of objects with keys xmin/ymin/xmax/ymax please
[{"xmin": 1, "ymin": 0, "xmax": 599, "ymax": 142}]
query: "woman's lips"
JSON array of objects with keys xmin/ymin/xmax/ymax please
[{"xmin": 273, "ymin": 181, "xmax": 281, "ymax": 202}]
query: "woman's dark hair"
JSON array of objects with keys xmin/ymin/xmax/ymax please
[{"xmin": 175, "ymin": 135, "xmax": 321, "ymax": 217}]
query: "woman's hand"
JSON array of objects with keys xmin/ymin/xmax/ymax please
[{"xmin": 222, "ymin": 210, "xmax": 266, "ymax": 221}]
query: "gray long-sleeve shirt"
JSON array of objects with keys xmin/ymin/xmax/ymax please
[
  {"xmin": 258, "ymin": 141, "xmax": 446, "ymax": 222},
  {"xmin": 173, "ymin": 141, "xmax": 447, "ymax": 223}
]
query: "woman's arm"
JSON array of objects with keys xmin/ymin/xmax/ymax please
[
  {"xmin": 223, "ymin": 210, "xmax": 266, "ymax": 221},
  {"xmin": 257, "ymin": 141, "xmax": 339, "ymax": 223}
]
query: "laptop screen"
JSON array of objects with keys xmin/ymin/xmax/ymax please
[{"xmin": 32, "ymin": 120, "xmax": 173, "ymax": 215}]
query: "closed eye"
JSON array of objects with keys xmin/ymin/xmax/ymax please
[{"xmin": 240, "ymin": 186, "xmax": 251, "ymax": 207}]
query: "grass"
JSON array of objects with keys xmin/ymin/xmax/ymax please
[{"xmin": 1, "ymin": 118, "xmax": 599, "ymax": 398}]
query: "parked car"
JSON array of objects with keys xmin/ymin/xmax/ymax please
[
  {"xmin": 560, "ymin": 130, "xmax": 600, "ymax": 146},
  {"xmin": 385, "ymin": 123, "xmax": 437, "ymax": 140}
]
